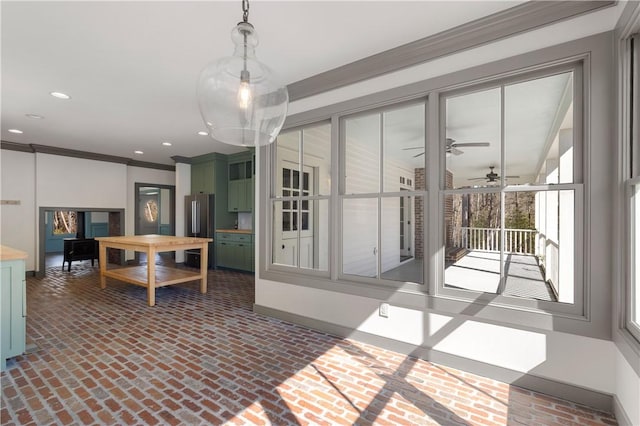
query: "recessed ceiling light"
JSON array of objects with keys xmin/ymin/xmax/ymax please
[
  {"xmin": 50, "ymin": 91, "xmax": 71, "ymax": 99},
  {"xmin": 198, "ymin": 131, "xmax": 208, "ymax": 136},
  {"xmin": 8, "ymin": 129, "xmax": 23, "ymax": 134},
  {"xmin": 162, "ymin": 141, "xmax": 172, "ymax": 146},
  {"xmin": 134, "ymin": 150, "xmax": 144, "ymax": 155},
  {"xmin": 25, "ymin": 114, "xmax": 44, "ymax": 119}
]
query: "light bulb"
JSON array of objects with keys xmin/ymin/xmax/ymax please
[{"xmin": 238, "ymin": 80, "xmax": 252, "ymax": 109}]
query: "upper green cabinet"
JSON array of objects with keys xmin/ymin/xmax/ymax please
[
  {"xmin": 191, "ymin": 162, "xmax": 215, "ymax": 195},
  {"xmin": 228, "ymin": 158, "xmax": 254, "ymax": 213}
]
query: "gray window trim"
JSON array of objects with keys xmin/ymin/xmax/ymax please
[
  {"xmin": 260, "ymin": 32, "xmax": 613, "ymax": 340},
  {"xmin": 628, "ymin": 177, "xmax": 640, "ymax": 343},
  {"xmin": 617, "ymin": 15, "xmax": 640, "ymax": 359}
]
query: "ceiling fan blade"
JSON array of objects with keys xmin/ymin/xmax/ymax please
[
  {"xmin": 505, "ymin": 175, "xmax": 520, "ymax": 179},
  {"xmin": 413, "ymin": 152, "xmax": 425, "ymax": 158},
  {"xmin": 402, "ymin": 147, "xmax": 424, "ymax": 150},
  {"xmin": 468, "ymin": 177, "xmax": 487, "ymax": 181},
  {"xmin": 452, "ymin": 142, "xmax": 490, "ymax": 148},
  {"xmin": 450, "ymin": 147, "xmax": 464, "ymax": 156}
]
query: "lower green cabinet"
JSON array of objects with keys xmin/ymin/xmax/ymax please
[
  {"xmin": 216, "ymin": 232, "xmax": 254, "ymax": 272},
  {"xmin": 1, "ymin": 257, "xmax": 27, "ymax": 371}
]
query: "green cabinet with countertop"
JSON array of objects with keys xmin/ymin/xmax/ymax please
[
  {"xmin": 215, "ymin": 231, "xmax": 254, "ymax": 272},
  {"xmin": 1, "ymin": 246, "xmax": 27, "ymax": 371}
]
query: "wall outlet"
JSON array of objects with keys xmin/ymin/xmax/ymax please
[{"xmin": 379, "ymin": 302, "xmax": 389, "ymax": 318}]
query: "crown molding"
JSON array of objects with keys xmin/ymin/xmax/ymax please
[
  {"xmin": 615, "ymin": 0, "xmax": 640, "ymax": 39},
  {"xmin": 171, "ymin": 155, "xmax": 193, "ymax": 164},
  {"xmin": 287, "ymin": 1, "xmax": 615, "ymax": 101},
  {"xmin": 1, "ymin": 140, "xmax": 175, "ymax": 171}
]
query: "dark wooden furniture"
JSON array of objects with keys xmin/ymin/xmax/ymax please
[{"xmin": 62, "ymin": 238, "xmax": 98, "ymax": 271}]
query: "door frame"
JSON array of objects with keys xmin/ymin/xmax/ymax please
[{"xmin": 134, "ymin": 183, "xmax": 175, "ymax": 236}]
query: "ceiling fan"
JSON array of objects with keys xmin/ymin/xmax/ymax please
[
  {"xmin": 469, "ymin": 166, "xmax": 520, "ymax": 183},
  {"xmin": 403, "ymin": 138, "xmax": 490, "ymax": 158}
]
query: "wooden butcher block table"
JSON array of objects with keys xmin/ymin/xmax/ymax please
[{"xmin": 95, "ymin": 235, "xmax": 212, "ymax": 306}]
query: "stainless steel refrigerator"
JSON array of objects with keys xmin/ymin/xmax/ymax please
[{"xmin": 185, "ymin": 193, "xmax": 215, "ymax": 268}]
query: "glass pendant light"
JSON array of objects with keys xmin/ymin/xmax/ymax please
[{"xmin": 197, "ymin": 0, "xmax": 288, "ymax": 147}]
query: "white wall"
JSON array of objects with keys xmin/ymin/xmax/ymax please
[
  {"xmin": 37, "ymin": 153, "xmax": 127, "ymax": 208},
  {"xmin": 615, "ymin": 348, "xmax": 640, "ymax": 426},
  {"xmin": 256, "ymin": 279, "xmax": 617, "ymax": 394},
  {"xmin": 256, "ymin": 5, "xmax": 632, "ymax": 409},
  {"xmin": 0, "ymin": 150, "xmax": 36, "ymax": 270}
]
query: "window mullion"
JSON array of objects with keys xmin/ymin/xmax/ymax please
[
  {"xmin": 378, "ymin": 112, "xmax": 384, "ymax": 279},
  {"xmin": 296, "ymin": 129, "xmax": 303, "ymax": 269},
  {"xmin": 499, "ymin": 84, "xmax": 506, "ymax": 293}
]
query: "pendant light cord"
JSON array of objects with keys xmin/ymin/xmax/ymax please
[
  {"xmin": 242, "ymin": 0, "xmax": 249, "ymax": 23},
  {"xmin": 241, "ymin": 0, "xmax": 250, "ymax": 83}
]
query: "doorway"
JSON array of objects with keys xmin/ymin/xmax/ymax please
[
  {"xmin": 38, "ymin": 207, "xmax": 124, "ymax": 277},
  {"xmin": 134, "ymin": 183, "xmax": 175, "ymax": 264},
  {"xmin": 134, "ymin": 183, "xmax": 175, "ymax": 236}
]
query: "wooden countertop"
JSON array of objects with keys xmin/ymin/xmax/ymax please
[
  {"xmin": 95, "ymin": 235, "xmax": 212, "ymax": 246},
  {"xmin": 0, "ymin": 245, "xmax": 28, "ymax": 261},
  {"xmin": 216, "ymin": 229, "xmax": 253, "ymax": 234}
]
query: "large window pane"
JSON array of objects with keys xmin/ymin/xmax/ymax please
[
  {"xmin": 380, "ymin": 196, "xmax": 424, "ymax": 284},
  {"xmin": 445, "ymin": 87, "xmax": 501, "ymax": 189},
  {"xmin": 444, "ymin": 192, "xmax": 502, "ymax": 293},
  {"xmin": 345, "ymin": 113, "xmax": 380, "ymax": 194},
  {"xmin": 276, "ymin": 130, "xmax": 301, "ymax": 196},
  {"xmin": 383, "ymin": 103, "xmax": 425, "ymax": 192},
  {"xmin": 303, "ymin": 123, "xmax": 331, "ymax": 196},
  {"xmin": 505, "ymin": 72, "xmax": 574, "ymax": 186},
  {"xmin": 272, "ymin": 200, "xmax": 296, "ymax": 267},
  {"xmin": 343, "ymin": 198, "xmax": 378, "ymax": 277},
  {"xmin": 300, "ymin": 199, "xmax": 329, "ymax": 272},
  {"xmin": 502, "ymin": 190, "xmax": 573, "ymax": 303}
]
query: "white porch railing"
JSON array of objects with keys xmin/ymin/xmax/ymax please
[{"xmin": 454, "ymin": 227, "xmax": 538, "ymax": 255}]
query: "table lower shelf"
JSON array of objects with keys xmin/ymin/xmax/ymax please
[{"xmin": 102, "ymin": 265, "xmax": 203, "ymax": 288}]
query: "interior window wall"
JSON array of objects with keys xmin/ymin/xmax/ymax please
[
  {"xmin": 267, "ymin": 53, "xmax": 591, "ymax": 320},
  {"xmin": 442, "ymin": 68, "xmax": 580, "ymax": 306}
]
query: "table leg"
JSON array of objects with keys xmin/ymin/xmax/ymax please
[
  {"xmin": 147, "ymin": 247, "xmax": 156, "ymax": 306},
  {"xmin": 99, "ymin": 243, "xmax": 107, "ymax": 289},
  {"xmin": 200, "ymin": 243, "xmax": 208, "ymax": 294}
]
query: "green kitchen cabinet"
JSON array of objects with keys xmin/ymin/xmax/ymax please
[
  {"xmin": 227, "ymin": 157, "xmax": 254, "ymax": 213},
  {"xmin": 1, "ymin": 253, "xmax": 27, "ymax": 371},
  {"xmin": 190, "ymin": 153, "xmax": 235, "ymax": 229},
  {"xmin": 190, "ymin": 162, "xmax": 215, "ymax": 195},
  {"xmin": 215, "ymin": 232, "xmax": 254, "ymax": 272}
]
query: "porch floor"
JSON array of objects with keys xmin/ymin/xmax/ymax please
[
  {"xmin": 381, "ymin": 250, "xmax": 556, "ymax": 302},
  {"xmin": 445, "ymin": 250, "xmax": 556, "ymax": 301}
]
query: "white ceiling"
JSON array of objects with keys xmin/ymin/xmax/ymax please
[{"xmin": 1, "ymin": 1, "xmax": 528, "ymax": 165}]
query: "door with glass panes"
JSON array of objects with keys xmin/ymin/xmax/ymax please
[{"xmin": 275, "ymin": 159, "xmax": 314, "ymax": 267}]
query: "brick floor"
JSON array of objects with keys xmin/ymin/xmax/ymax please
[{"xmin": 1, "ymin": 261, "xmax": 618, "ymax": 425}]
